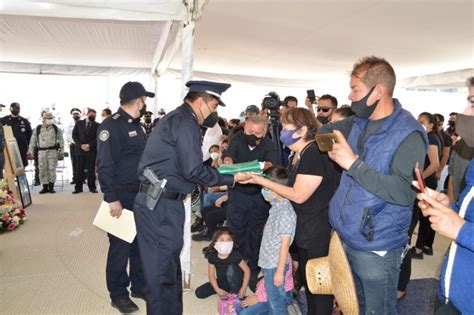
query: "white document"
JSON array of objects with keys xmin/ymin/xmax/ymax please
[{"xmin": 93, "ymin": 201, "xmax": 137, "ymax": 243}]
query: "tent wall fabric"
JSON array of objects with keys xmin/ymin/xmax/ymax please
[{"xmin": 401, "ymin": 69, "xmax": 474, "ymax": 90}]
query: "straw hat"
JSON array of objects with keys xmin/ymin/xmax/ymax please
[{"xmin": 306, "ymin": 231, "xmax": 359, "ymax": 315}]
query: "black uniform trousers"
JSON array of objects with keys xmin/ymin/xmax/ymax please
[
  {"xmin": 75, "ymin": 151, "xmax": 96, "ymax": 191},
  {"xmin": 69, "ymin": 143, "xmax": 77, "ymax": 182},
  {"xmin": 134, "ymin": 192, "xmax": 185, "ymax": 315},
  {"xmin": 226, "ymin": 189, "xmax": 270, "ymax": 273},
  {"xmin": 106, "ymin": 190, "xmax": 145, "ymax": 301}
]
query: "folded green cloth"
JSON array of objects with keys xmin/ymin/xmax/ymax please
[{"xmin": 218, "ymin": 160, "xmax": 264, "ymax": 175}]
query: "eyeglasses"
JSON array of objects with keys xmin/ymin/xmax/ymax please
[{"xmin": 317, "ymin": 106, "xmax": 331, "ymax": 113}]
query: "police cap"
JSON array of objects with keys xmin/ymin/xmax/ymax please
[
  {"xmin": 245, "ymin": 105, "xmax": 260, "ymax": 114},
  {"xmin": 120, "ymin": 82, "xmax": 155, "ymax": 103},
  {"xmin": 70, "ymin": 108, "xmax": 81, "ymax": 115},
  {"xmin": 185, "ymin": 80, "xmax": 231, "ymax": 106}
]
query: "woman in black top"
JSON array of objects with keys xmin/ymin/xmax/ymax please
[{"xmin": 240, "ymin": 108, "xmax": 337, "ymax": 315}]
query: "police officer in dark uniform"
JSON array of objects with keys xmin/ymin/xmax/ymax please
[
  {"xmin": 1, "ymin": 102, "xmax": 32, "ymax": 168},
  {"xmin": 134, "ymin": 80, "xmax": 244, "ymax": 315},
  {"xmin": 222, "ymin": 115, "xmax": 277, "ymax": 288},
  {"xmin": 96, "ymin": 82, "xmax": 154, "ymax": 314},
  {"xmin": 141, "ymin": 111, "xmax": 155, "ymax": 135}
]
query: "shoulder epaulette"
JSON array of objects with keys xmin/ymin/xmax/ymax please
[{"xmin": 112, "ymin": 113, "xmax": 120, "ymax": 120}]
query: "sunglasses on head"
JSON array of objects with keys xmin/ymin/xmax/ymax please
[{"xmin": 317, "ymin": 106, "xmax": 331, "ymax": 113}]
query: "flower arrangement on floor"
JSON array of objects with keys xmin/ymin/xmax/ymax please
[{"xmin": 0, "ymin": 180, "xmax": 27, "ymax": 234}]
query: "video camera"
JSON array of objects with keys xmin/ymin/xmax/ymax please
[{"xmin": 262, "ymin": 91, "xmax": 285, "ymax": 111}]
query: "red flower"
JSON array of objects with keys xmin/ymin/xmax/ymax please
[
  {"xmin": 7, "ymin": 223, "xmax": 16, "ymax": 231},
  {"xmin": 2, "ymin": 214, "xmax": 9, "ymax": 222}
]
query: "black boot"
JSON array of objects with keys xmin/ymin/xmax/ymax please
[
  {"xmin": 192, "ymin": 227, "xmax": 211, "ymax": 242},
  {"xmin": 39, "ymin": 184, "xmax": 49, "ymax": 194},
  {"xmin": 191, "ymin": 217, "xmax": 204, "ymax": 233},
  {"xmin": 49, "ymin": 183, "xmax": 56, "ymax": 194}
]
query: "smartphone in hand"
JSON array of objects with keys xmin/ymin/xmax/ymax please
[
  {"xmin": 315, "ymin": 133, "xmax": 338, "ymax": 152},
  {"xmin": 307, "ymin": 89, "xmax": 316, "ymax": 102},
  {"xmin": 414, "ymin": 162, "xmax": 429, "ymax": 208}
]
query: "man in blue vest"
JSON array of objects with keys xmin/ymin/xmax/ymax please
[{"xmin": 319, "ymin": 56, "xmax": 428, "ymax": 314}]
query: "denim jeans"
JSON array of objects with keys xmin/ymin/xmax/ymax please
[
  {"xmin": 201, "ymin": 192, "xmax": 225, "ymax": 210},
  {"xmin": 195, "ymin": 264, "xmax": 243, "ymax": 299},
  {"xmin": 344, "ymin": 244, "xmax": 403, "ymax": 315},
  {"xmin": 237, "ymin": 292, "xmax": 292, "ymax": 315},
  {"xmin": 261, "ymin": 266, "xmax": 291, "ymax": 315}
]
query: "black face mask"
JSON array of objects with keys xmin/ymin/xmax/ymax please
[
  {"xmin": 139, "ymin": 104, "xmax": 147, "ymax": 118},
  {"xmin": 244, "ymin": 134, "xmax": 263, "ymax": 147},
  {"xmin": 11, "ymin": 109, "xmax": 20, "ymax": 116},
  {"xmin": 202, "ymin": 112, "xmax": 219, "ymax": 128},
  {"xmin": 351, "ymin": 86, "xmax": 380, "ymax": 118},
  {"xmin": 448, "ymin": 120, "xmax": 455, "ymax": 128},
  {"xmin": 144, "ymin": 118, "xmax": 152, "ymax": 124},
  {"xmin": 317, "ymin": 115, "xmax": 330, "ymax": 124},
  {"xmin": 88, "ymin": 115, "xmax": 96, "ymax": 122},
  {"xmin": 73, "ymin": 115, "xmax": 80, "ymax": 121}
]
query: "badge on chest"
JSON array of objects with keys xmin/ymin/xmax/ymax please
[{"xmin": 128, "ymin": 130, "xmax": 138, "ymax": 137}]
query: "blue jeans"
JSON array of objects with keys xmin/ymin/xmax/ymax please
[
  {"xmin": 344, "ymin": 244, "xmax": 403, "ymax": 315},
  {"xmin": 237, "ymin": 292, "xmax": 292, "ymax": 315},
  {"xmin": 262, "ymin": 266, "xmax": 291, "ymax": 315},
  {"xmin": 200, "ymin": 192, "xmax": 225, "ymax": 211}
]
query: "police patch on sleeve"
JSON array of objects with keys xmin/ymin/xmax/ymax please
[{"xmin": 99, "ymin": 130, "xmax": 110, "ymax": 142}]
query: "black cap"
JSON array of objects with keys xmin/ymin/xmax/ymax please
[
  {"xmin": 70, "ymin": 108, "xmax": 81, "ymax": 115},
  {"xmin": 185, "ymin": 80, "xmax": 231, "ymax": 106},
  {"xmin": 144, "ymin": 111, "xmax": 153, "ymax": 117},
  {"xmin": 245, "ymin": 105, "xmax": 260, "ymax": 114},
  {"xmin": 120, "ymin": 82, "xmax": 155, "ymax": 103}
]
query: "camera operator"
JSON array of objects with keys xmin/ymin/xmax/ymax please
[{"xmin": 222, "ymin": 115, "xmax": 277, "ymax": 289}]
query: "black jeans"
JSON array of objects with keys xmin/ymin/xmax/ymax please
[
  {"xmin": 195, "ymin": 264, "xmax": 243, "ymax": 299},
  {"xmin": 201, "ymin": 205, "xmax": 227, "ymax": 236}
]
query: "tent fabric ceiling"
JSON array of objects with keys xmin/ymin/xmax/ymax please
[
  {"xmin": 171, "ymin": 0, "xmax": 474, "ymax": 85},
  {"xmin": 0, "ymin": 14, "xmax": 166, "ymax": 68}
]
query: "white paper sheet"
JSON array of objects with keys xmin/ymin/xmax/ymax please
[{"xmin": 92, "ymin": 201, "xmax": 137, "ymax": 243}]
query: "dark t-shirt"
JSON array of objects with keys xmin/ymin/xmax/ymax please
[
  {"xmin": 287, "ymin": 142, "xmax": 337, "ymax": 249},
  {"xmin": 223, "ymin": 132, "xmax": 278, "ymax": 194},
  {"xmin": 424, "ymin": 131, "xmax": 442, "ymax": 189},
  {"xmin": 208, "ymin": 250, "xmax": 243, "ymax": 281}
]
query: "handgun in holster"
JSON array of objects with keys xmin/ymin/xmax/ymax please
[{"xmin": 143, "ymin": 167, "xmax": 167, "ymax": 210}]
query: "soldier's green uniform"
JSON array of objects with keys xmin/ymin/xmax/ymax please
[{"xmin": 29, "ymin": 112, "xmax": 64, "ymax": 194}]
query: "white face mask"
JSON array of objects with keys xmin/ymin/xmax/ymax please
[
  {"xmin": 210, "ymin": 152, "xmax": 219, "ymax": 160},
  {"xmin": 214, "ymin": 241, "xmax": 233, "ymax": 255}
]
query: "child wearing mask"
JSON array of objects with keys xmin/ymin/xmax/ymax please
[
  {"xmin": 195, "ymin": 227, "xmax": 250, "ymax": 299},
  {"xmin": 240, "ymin": 166, "xmax": 296, "ymax": 314}
]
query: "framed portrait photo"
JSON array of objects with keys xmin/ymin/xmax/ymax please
[
  {"xmin": 6, "ymin": 139, "xmax": 24, "ymax": 176},
  {"xmin": 16, "ymin": 174, "xmax": 32, "ymax": 208}
]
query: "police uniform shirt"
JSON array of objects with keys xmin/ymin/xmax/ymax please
[
  {"xmin": 1, "ymin": 115, "xmax": 32, "ymax": 145},
  {"xmin": 137, "ymin": 103, "xmax": 234, "ymax": 194},
  {"xmin": 223, "ymin": 131, "xmax": 278, "ymax": 193},
  {"xmin": 97, "ymin": 108, "xmax": 147, "ymax": 203}
]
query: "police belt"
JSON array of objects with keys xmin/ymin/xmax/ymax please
[
  {"xmin": 38, "ymin": 146, "xmax": 58, "ymax": 151},
  {"xmin": 139, "ymin": 184, "xmax": 186, "ymax": 201}
]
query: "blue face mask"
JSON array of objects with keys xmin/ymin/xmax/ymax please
[
  {"xmin": 261, "ymin": 189, "xmax": 276, "ymax": 205},
  {"xmin": 280, "ymin": 128, "xmax": 301, "ymax": 147}
]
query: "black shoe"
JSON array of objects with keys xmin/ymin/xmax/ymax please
[
  {"xmin": 411, "ymin": 247, "xmax": 424, "ymax": 260},
  {"xmin": 423, "ymin": 246, "xmax": 433, "ymax": 255},
  {"xmin": 72, "ymin": 190, "xmax": 83, "ymax": 194},
  {"xmin": 49, "ymin": 183, "xmax": 56, "ymax": 194},
  {"xmin": 111, "ymin": 297, "xmax": 138, "ymax": 314},
  {"xmin": 192, "ymin": 229, "xmax": 211, "ymax": 242},
  {"xmin": 191, "ymin": 217, "xmax": 204, "ymax": 233},
  {"xmin": 39, "ymin": 184, "xmax": 49, "ymax": 194},
  {"xmin": 130, "ymin": 291, "xmax": 147, "ymax": 301},
  {"xmin": 34, "ymin": 180, "xmax": 41, "ymax": 186},
  {"xmin": 90, "ymin": 189, "xmax": 98, "ymax": 193}
]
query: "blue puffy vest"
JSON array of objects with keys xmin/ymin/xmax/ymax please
[{"xmin": 329, "ymin": 99, "xmax": 427, "ymax": 251}]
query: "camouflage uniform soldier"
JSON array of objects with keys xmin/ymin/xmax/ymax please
[{"xmin": 28, "ymin": 112, "xmax": 64, "ymax": 194}]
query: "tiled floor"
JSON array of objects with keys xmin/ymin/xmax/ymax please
[{"xmin": 1, "ymin": 184, "xmax": 449, "ymax": 314}]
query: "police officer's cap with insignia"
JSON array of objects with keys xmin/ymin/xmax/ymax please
[
  {"xmin": 70, "ymin": 108, "xmax": 81, "ymax": 115},
  {"xmin": 144, "ymin": 111, "xmax": 153, "ymax": 117},
  {"xmin": 185, "ymin": 80, "xmax": 231, "ymax": 106},
  {"xmin": 120, "ymin": 82, "xmax": 155, "ymax": 103}
]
